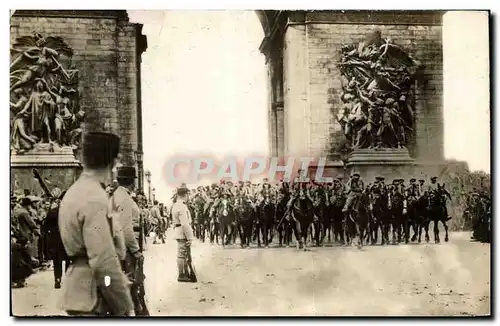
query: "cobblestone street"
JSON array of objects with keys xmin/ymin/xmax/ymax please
[{"xmin": 12, "ymin": 231, "xmax": 490, "ymax": 316}]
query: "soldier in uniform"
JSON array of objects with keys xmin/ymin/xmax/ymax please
[
  {"xmin": 342, "ymin": 172, "xmax": 365, "ymax": 213},
  {"xmin": 150, "ymin": 200, "xmax": 164, "ymax": 244},
  {"xmin": 427, "ymin": 176, "xmax": 439, "ymax": 194},
  {"xmin": 112, "ymin": 166, "xmax": 149, "ymax": 315},
  {"xmin": 171, "ymin": 184, "xmax": 196, "ymax": 282},
  {"xmin": 58, "ymin": 132, "xmax": 133, "ymax": 316},
  {"xmin": 113, "ymin": 166, "xmax": 142, "ymax": 257},
  {"xmin": 369, "ymin": 176, "xmax": 385, "ymax": 211},
  {"xmin": 405, "ymin": 178, "xmax": 419, "ymax": 206}
]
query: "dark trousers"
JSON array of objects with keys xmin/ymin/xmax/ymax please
[{"xmin": 53, "ymin": 250, "xmax": 70, "ymax": 281}]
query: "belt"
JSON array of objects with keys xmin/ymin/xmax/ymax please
[{"xmin": 175, "ymin": 224, "xmax": 181, "ymax": 227}]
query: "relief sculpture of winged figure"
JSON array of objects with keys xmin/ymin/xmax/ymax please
[
  {"xmin": 10, "ymin": 32, "xmax": 84, "ymax": 154},
  {"xmin": 336, "ymin": 30, "xmax": 421, "ymax": 150}
]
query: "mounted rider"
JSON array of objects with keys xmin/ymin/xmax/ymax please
[
  {"xmin": 427, "ymin": 176, "xmax": 452, "ymax": 220},
  {"xmin": 327, "ymin": 176, "xmax": 345, "ymax": 207},
  {"xmin": 286, "ymin": 169, "xmax": 314, "ymax": 210},
  {"xmin": 404, "ymin": 178, "xmax": 420, "ymax": 210},
  {"xmin": 342, "ymin": 172, "xmax": 365, "ymax": 213},
  {"xmin": 369, "ymin": 176, "xmax": 386, "ymax": 211}
]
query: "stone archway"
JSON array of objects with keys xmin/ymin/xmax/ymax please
[
  {"xmin": 10, "ymin": 9, "xmax": 448, "ymax": 191},
  {"xmin": 254, "ymin": 10, "xmax": 447, "ymax": 179}
]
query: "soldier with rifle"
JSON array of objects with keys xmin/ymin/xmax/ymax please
[
  {"xmin": 111, "ymin": 166, "xmax": 150, "ymax": 316},
  {"xmin": 171, "ymin": 184, "xmax": 197, "ymax": 283}
]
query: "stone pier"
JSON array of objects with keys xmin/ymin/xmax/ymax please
[{"xmin": 257, "ymin": 10, "xmax": 446, "ymax": 178}]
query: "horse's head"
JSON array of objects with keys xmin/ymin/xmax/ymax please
[
  {"xmin": 221, "ymin": 199, "xmax": 229, "ymax": 216},
  {"xmin": 298, "ymin": 189, "xmax": 306, "ymax": 200}
]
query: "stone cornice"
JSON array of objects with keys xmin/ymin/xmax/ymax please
[
  {"xmin": 259, "ymin": 10, "xmax": 445, "ymax": 59},
  {"xmin": 304, "ymin": 10, "xmax": 445, "ymax": 26},
  {"xmin": 12, "ymin": 10, "xmax": 129, "ymax": 21},
  {"xmin": 135, "ymin": 23, "xmax": 148, "ymax": 56}
]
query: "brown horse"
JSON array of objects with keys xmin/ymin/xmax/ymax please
[
  {"xmin": 345, "ymin": 191, "xmax": 371, "ymax": 249},
  {"xmin": 235, "ymin": 195, "xmax": 255, "ymax": 248},
  {"xmin": 291, "ymin": 192, "xmax": 314, "ymax": 250},
  {"xmin": 217, "ymin": 197, "xmax": 234, "ymax": 247}
]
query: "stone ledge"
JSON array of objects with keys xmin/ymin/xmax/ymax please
[
  {"xmin": 12, "ymin": 10, "xmax": 129, "ymax": 20},
  {"xmin": 346, "ymin": 148, "xmax": 416, "ymax": 166},
  {"xmin": 10, "ymin": 144, "xmax": 81, "ymax": 168}
]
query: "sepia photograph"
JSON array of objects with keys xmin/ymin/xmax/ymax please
[{"xmin": 8, "ymin": 6, "xmax": 491, "ymax": 317}]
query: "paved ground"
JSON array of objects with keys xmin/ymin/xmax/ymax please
[{"xmin": 11, "ymin": 231, "xmax": 490, "ymax": 316}]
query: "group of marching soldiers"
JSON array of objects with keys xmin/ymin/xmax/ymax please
[{"xmin": 184, "ymin": 172, "xmax": 460, "ymax": 247}]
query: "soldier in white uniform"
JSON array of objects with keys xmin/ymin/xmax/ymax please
[
  {"xmin": 171, "ymin": 184, "xmax": 195, "ymax": 282},
  {"xmin": 58, "ymin": 132, "xmax": 133, "ymax": 316}
]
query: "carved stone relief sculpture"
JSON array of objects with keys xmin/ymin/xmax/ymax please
[
  {"xmin": 336, "ymin": 30, "xmax": 421, "ymax": 150},
  {"xmin": 10, "ymin": 32, "xmax": 85, "ymax": 154}
]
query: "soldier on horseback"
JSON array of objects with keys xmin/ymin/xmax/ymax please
[
  {"xmin": 426, "ymin": 176, "xmax": 451, "ymax": 221},
  {"xmin": 342, "ymin": 172, "xmax": 365, "ymax": 213}
]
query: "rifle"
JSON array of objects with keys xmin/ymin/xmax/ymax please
[
  {"xmin": 32, "ymin": 169, "xmax": 54, "ymax": 199},
  {"xmin": 132, "ymin": 211, "xmax": 150, "ymax": 316},
  {"xmin": 186, "ymin": 243, "xmax": 198, "ymax": 283}
]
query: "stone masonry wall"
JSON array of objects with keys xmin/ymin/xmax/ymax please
[
  {"xmin": 302, "ymin": 11, "xmax": 444, "ymax": 161},
  {"xmin": 10, "ymin": 12, "xmax": 141, "ymax": 165}
]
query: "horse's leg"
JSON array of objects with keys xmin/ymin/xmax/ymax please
[
  {"xmin": 410, "ymin": 213, "xmax": 418, "ymax": 242},
  {"xmin": 209, "ymin": 220, "xmax": 213, "ymax": 244},
  {"xmin": 397, "ymin": 214, "xmax": 403, "ymax": 244},
  {"xmin": 287, "ymin": 221, "xmax": 293, "ymax": 246},
  {"xmin": 417, "ymin": 222, "xmax": 422, "ymax": 243},
  {"xmin": 302, "ymin": 223, "xmax": 306, "ymax": 251},
  {"xmin": 433, "ymin": 219, "xmax": 440, "ymax": 244},
  {"xmin": 424, "ymin": 220, "xmax": 430, "ymax": 242},
  {"xmin": 295, "ymin": 219, "xmax": 302, "ymax": 249},
  {"xmin": 380, "ymin": 220, "xmax": 386, "ymax": 245},
  {"xmin": 403, "ymin": 215, "xmax": 410, "ymax": 244},
  {"xmin": 277, "ymin": 223, "xmax": 283, "ymax": 247},
  {"xmin": 353, "ymin": 221, "xmax": 361, "ymax": 248},
  {"xmin": 314, "ymin": 219, "xmax": 320, "ymax": 247},
  {"xmin": 443, "ymin": 220, "xmax": 449, "ymax": 242},
  {"xmin": 256, "ymin": 221, "xmax": 262, "ymax": 248},
  {"xmin": 391, "ymin": 215, "xmax": 398, "ymax": 245},
  {"xmin": 263, "ymin": 221, "xmax": 269, "ymax": 248}
]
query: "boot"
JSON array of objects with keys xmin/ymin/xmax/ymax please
[
  {"xmin": 54, "ymin": 278, "xmax": 61, "ymax": 289},
  {"xmin": 177, "ymin": 259, "xmax": 190, "ymax": 282}
]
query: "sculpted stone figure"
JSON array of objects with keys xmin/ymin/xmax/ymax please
[
  {"xmin": 336, "ymin": 30, "xmax": 420, "ymax": 150},
  {"xmin": 10, "ymin": 32, "xmax": 84, "ymax": 154}
]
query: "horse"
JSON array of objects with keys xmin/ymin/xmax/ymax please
[
  {"xmin": 217, "ymin": 196, "xmax": 235, "ymax": 247},
  {"xmin": 290, "ymin": 192, "xmax": 314, "ymax": 250},
  {"xmin": 428, "ymin": 187, "xmax": 451, "ymax": 243},
  {"xmin": 234, "ymin": 195, "xmax": 255, "ymax": 248},
  {"xmin": 390, "ymin": 190, "xmax": 407, "ymax": 244},
  {"xmin": 207, "ymin": 201, "xmax": 220, "ymax": 244},
  {"xmin": 371, "ymin": 191, "xmax": 390, "ymax": 245},
  {"xmin": 275, "ymin": 193, "xmax": 293, "ymax": 247},
  {"xmin": 345, "ymin": 190, "xmax": 371, "ymax": 249},
  {"xmin": 258, "ymin": 193, "xmax": 275, "ymax": 248},
  {"xmin": 328, "ymin": 191, "xmax": 346, "ymax": 245},
  {"xmin": 193, "ymin": 196, "xmax": 208, "ymax": 242},
  {"xmin": 312, "ymin": 188, "xmax": 329, "ymax": 247}
]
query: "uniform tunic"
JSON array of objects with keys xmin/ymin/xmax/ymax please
[
  {"xmin": 112, "ymin": 186, "xmax": 140, "ymax": 253},
  {"xmin": 58, "ymin": 173, "xmax": 133, "ymax": 315},
  {"xmin": 171, "ymin": 199, "xmax": 194, "ymax": 259}
]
